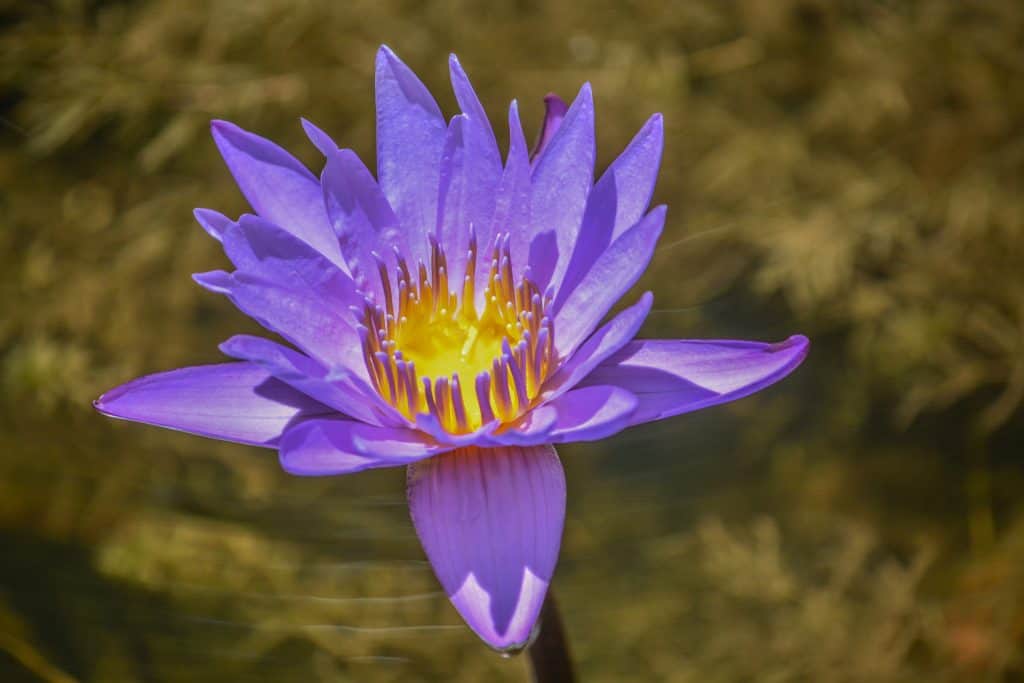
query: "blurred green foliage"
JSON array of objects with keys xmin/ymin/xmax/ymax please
[{"xmin": 1, "ymin": 0, "xmax": 1023, "ymax": 681}]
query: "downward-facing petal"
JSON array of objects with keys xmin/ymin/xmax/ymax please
[
  {"xmin": 407, "ymin": 445, "xmax": 565, "ymax": 652},
  {"xmin": 210, "ymin": 120, "xmax": 344, "ymax": 267},
  {"xmin": 579, "ymin": 335, "xmax": 810, "ymax": 425},
  {"xmin": 94, "ymin": 362, "xmax": 331, "ymax": 447}
]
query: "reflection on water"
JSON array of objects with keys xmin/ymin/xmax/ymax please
[{"xmin": 2, "ymin": 1, "xmax": 1024, "ymax": 680}]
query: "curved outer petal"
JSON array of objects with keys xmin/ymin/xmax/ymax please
[
  {"xmin": 94, "ymin": 362, "xmax": 331, "ymax": 447},
  {"xmin": 543, "ymin": 291, "xmax": 653, "ymax": 400},
  {"xmin": 554, "ymin": 114, "xmax": 663, "ymax": 309},
  {"xmin": 375, "ymin": 46, "xmax": 447, "ymax": 264},
  {"xmin": 280, "ymin": 417, "xmax": 445, "ymax": 476},
  {"xmin": 209, "ymin": 120, "xmax": 344, "ymax": 268},
  {"xmin": 218, "ymin": 335, "xmax": 403, "ymax": 427},
  {"xmin": 578, "ymin": 335, "xmax": 810, "ymax": 425},
  {"xmin": 553, "ymin": 205, "xmax": 666, "ymax": 357},
  {"xmin": 322, "ymin": 148, "xmax": 404, "ymax": 303},
  {"xmin": 223, "ymin": 215, "xmax": 363, "ymax": 311},
  {"xmin": 528, "ymin": 83, "xmax": 595, "ymax": 291},
  {"xmin": 407, "ymin": 445, "xmax": 565, "ymax": 652}
]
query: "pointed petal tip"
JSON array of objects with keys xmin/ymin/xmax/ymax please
[
  {"xmin": 646, "ymin": 112, "xmax": 665, "ymax": 133},
  {"xmin": 543, "ymin": 92, "xmax": 569, "ymax": 114},
  {"xmin": 92, "ymin": 392, "xmax": 114, "ymax": 413},
  {"xmin": 216, "ymin": 334, "xmax": 245, "ymax": 357},
  {"xmin": 209, "ymin": 118, "xmax": 237, "ymax": 137},
  {"xmin": 192, "ymin": 270, "xmax": 233, "ymax": 294},
  {"xmin": 773, "ymin": 334, "xmax": 810, "ymax": 358},
  {"xmin": 376, "ymin": 44, "xmax": 401, "ymax": 68},
  {"xmin": 193, "ymin": 208, "xmax": 233, "ymax": 242}
]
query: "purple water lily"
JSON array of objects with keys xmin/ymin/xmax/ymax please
[{"xmin": 95, "ymin": 46, "xmax": 808, "ymax": 652}]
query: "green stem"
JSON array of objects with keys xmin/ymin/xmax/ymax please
[{"xmin": 527, "ymin": 591, "xmax": 576, "ymax": 683}]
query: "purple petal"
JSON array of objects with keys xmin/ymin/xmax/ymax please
[
  {"xmin": 546, "ymin": 385, "xmax": 638, "ymax": 442},
  {"xmin": 300, "ymin": 117, "xmax": 338, "ymax": 157},
  {"xmin": 483, "ymin": 101, "xmax": 532, "ymax": 308},
  {"xmin": 447, "ymin": 56, "xmax": 503, "ymax": 265},
  {"xmin": 220, "ymin": 273, "xmax": 365, "ymax": 374},
  {"xmin": 528, "ymin": 84, "xmax": 595, "ymax": 291},
  {"xmin": 193, "ymin": 208, "xmax": 234, "ymax": 243},
  {"xmin": 544, "ymin": 292, "xmax": 653, "ymax": 398},
  {"xmin": 280, "ymin": 417, "xmax": 444, "ymax": 476},
  {"xmin": 223, "ymin": 215, "xmax": 362, "ymax": 310},
  {"xmin": 488, "ymin": 384, "xmax": 637, "ymax": 446},
  {"xmin": 579, "ymin": 335, "xmax": 810, "ymax": 425},
  {"xmin": 553, "ymin": 205, "xmax": 666, "ymax": 357},
  {"xmin": 414, "ymin": 412, "xmax": 502, "ymax": 448},
  {"xmin": 482, "ymin": 407, "xmax": 558, "ymax": 447},
  {"xmin": 448, "ymin": 54, "xmax": 501, "ymax": 169},
  {"xmin": 192, "ymin": 269, "xmax": 233, "ymax": 294},
  {"xmin": 94, "ymin": 362, "xmax": 330, "ymax": 447},
  {"xmin": 555, "ymin": 114, "xmax": 664, "ymax": 308},
  {"xmin": 407, "ymin": 445, "xmax": 565, "ymax": 652},
  {"xmin": 375, "ymin": 46, "xmax": 446, "ymax": 256},
  {"xmin": 219, "ymin": 334, "xmax": 403, "ymax": 427},
  {"xmin": 322, "ymin": 148, "xmax": 404, "ymax": 302},
  {"xmin": 209, "ymin": 120, "xmax": 344, "ymax": 268},
  {"xmin": 530, "ymin": 94, "xmax": 569, "ymax": 162},
  {"xmin": 436, "ymin": 114, "xmax": 500, "ymax": 291}
]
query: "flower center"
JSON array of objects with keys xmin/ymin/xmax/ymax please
[{"xmin": 358, "ymin": 233, "xmax": 555, "ymax": 433}]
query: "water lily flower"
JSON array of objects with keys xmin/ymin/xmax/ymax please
[{"xmin": 95, "ymin": 46, "xmax": 808, "ymax": 652}]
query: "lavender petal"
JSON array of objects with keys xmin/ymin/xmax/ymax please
[
  {"xmin": 579, "ymin": 335, "xmax": 810, "ymax": 425},
  {"xmin": 407, "ymin": 445, "xmax": 565, "ymax": 652},
  {"xmin": 280, "ymin": 417, "xmax": 445, "ymax": 476},
  {"xmin": 209, "ymin": 120, "xmax": 344, "ymax": 268},
  {"xmin": 553, "ymin": 205, "xmax": 666, "ymax": 357},
  {"xmin": 375, "ymin": 46, "xmax": 446, "ymax": 257},
  {"xmin": 94, "ymin": 362, "xmax": 331, "ymax": 447},
  {"xmin": 528, "ymin": 84, "xmax": 595, "ymax": 291}
]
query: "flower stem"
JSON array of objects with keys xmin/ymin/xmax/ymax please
[{"xmin": 527, "ymin": 591, "xmax": 575, "ymax": 683}]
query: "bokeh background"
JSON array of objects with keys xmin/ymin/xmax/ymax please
[{"xmin": 2, "ymin": 1, "xmax": 1024, "ymax": 681}]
